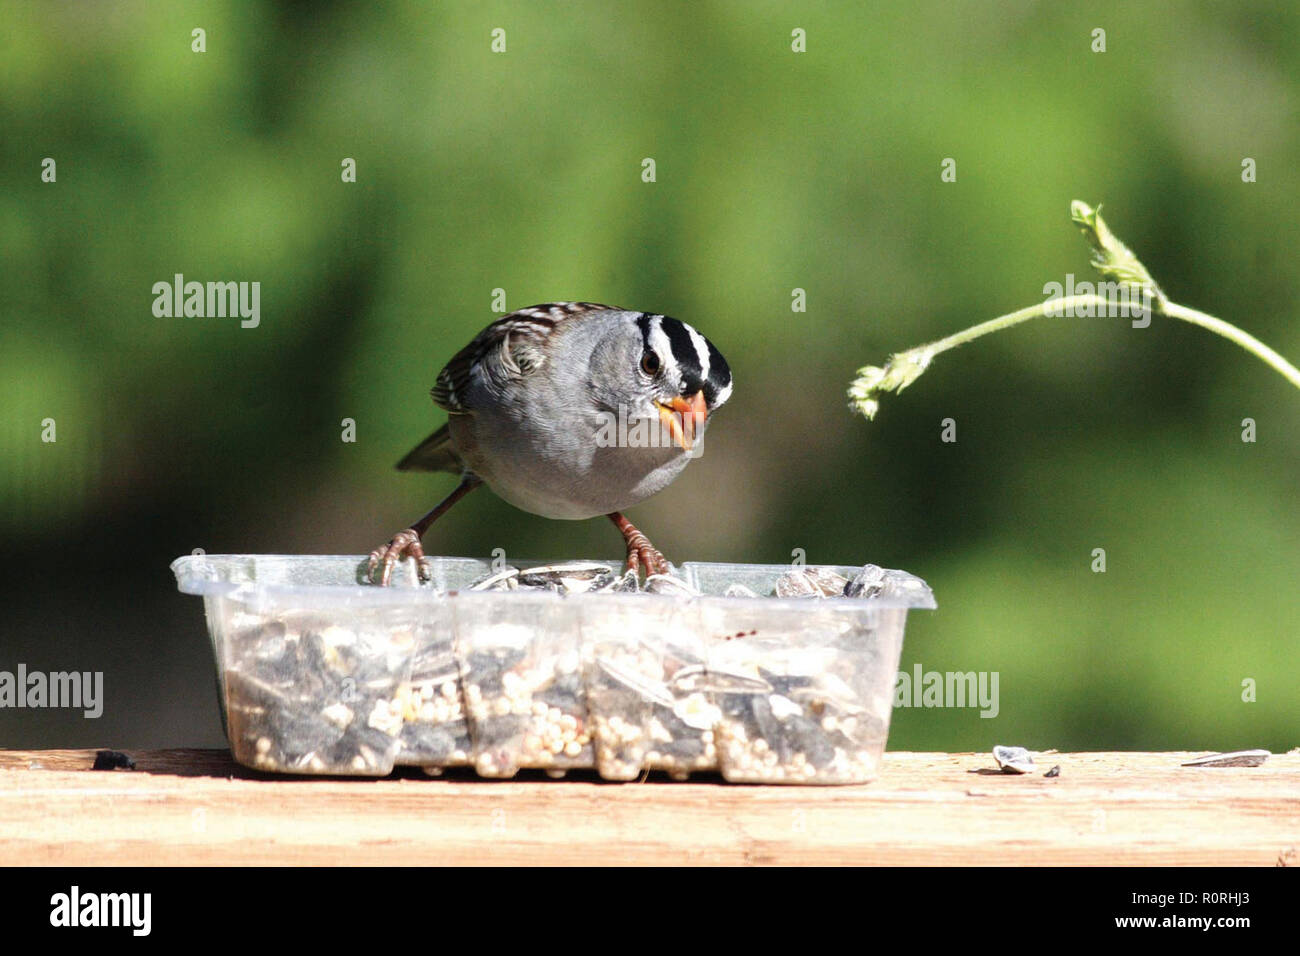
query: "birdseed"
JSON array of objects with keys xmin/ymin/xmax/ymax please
[
  {"xmin": 222, "ymin": 612, "xmax": 416, "ymax": 775},
  {"xmin": 210, "ymin": 561, "xmax": 916, "ymax": 782}
]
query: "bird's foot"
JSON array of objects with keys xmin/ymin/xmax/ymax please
[
  {"xmin": 366, "ymin": 476, "xmax": 483, "ymax": 586},
  {"xmin": 608, "ymin": 512, "xmax": 670, "ymax": 577},
  {"xmin": 625, "ymin": 534, "xmax": 669, "ymax": 577},
  {"xmin": 366, "ymin": 528, "xmax": 431, "ymax": 586}
]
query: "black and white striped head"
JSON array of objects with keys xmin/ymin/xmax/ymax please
[
  {"xmin": 633, "ymin": 312, "xmax": 733, "ymax": 411},
  {"xmin": 589, "ymin": 310, "xmax": 730, "ymax": 454}
]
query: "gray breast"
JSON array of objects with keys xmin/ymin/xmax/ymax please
[{"xmin": 451, "ymin": 407, "xmax": 699, "ymax": 520}]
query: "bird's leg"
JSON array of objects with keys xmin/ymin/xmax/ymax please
[
  {"xmin": 368, "ymin": 474, "xmax": 483, "ymax": 586},
  {"xmin": 607, "ymin": 512, "xmax": 670, "ymax": 577}
]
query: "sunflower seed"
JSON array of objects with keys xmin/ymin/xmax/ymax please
[
  {"xmin": 993, "ymin": 745, "xmax": 1035, "ymax": 774},
  {"xmin": 609, "ymin": 569, "xmax": 641, "ymax": 592},
  {"xmin": 774, "ymin": 567, "xmax": 849, "ymax": 598},
  {"xmin": 468, "ymin": 566, "xmax": 520, "ymax": 591},
  {"xmin": 595, "ymin": 655, "xmax": 675, "ymax": 708},
  {"xmin": 1181, "ymin": 749, "xmax": 1270, "ymax": 768},
  {"xmin": 645, "ymin": 574, "xmax": 700, "ymax": 597},
  {"xmin": 518, "ymin": 562, "xmax": 615, "ymax": 593},
  {"xmin": 844, "ymin": 564, "xmax": 887, "ymax": 598}
]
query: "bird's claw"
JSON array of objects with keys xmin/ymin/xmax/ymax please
[
  {"xmin": 366, "ymin": 528, "xmax": 431, "ymax": 586},
  {"xmin": 607, "ymin": 511, "xmax": 671, "ymax": 578},
  {"xmin": 624, "ymin": 534, "xmax": 670, "ymax": 577}
]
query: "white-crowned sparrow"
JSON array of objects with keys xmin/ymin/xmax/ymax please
[{"xmin": 367, "ymin": 302, "xmax": 732, "ymax": 585}]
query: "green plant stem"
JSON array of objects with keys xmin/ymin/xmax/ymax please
[
  {"xmin": 923, "ymin": 296, "xmax": 1300, "ymax": 392},
  {"xmin": 1161, "ymin": 301, "xmax": 1300, "ymax": 391},
  {"xmin": 924, "ymin": 295, "xmax": 1111, "ymax": 356},
  {"xmin": 848, "ymin": 203, "xmax": 1300, "ymax": 420}
]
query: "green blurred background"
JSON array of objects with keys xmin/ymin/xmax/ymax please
[{"xmin": 2, "ymin": 1, "xmax": 1296, "ymax": 754}]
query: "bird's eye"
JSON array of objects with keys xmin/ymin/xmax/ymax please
[{"xmin": 640, "ymin": 350, "xmax": 661, "ymax": 376}]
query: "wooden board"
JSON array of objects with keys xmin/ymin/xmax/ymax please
[{"xmin": 1, "ymin": 749, "xmax": 1296, "ymax": 865}]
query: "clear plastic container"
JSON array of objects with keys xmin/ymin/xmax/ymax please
[
  {"xmin": 582, "ymin": 594, "xmax": 706, "ymax": 780},
  {"xmin": 454, "ymin": 590, "xmax": 593, "ymax": 777},
  {"xmin": 172, "ymin": 554, "xmax": 934, "ymax": 784}
]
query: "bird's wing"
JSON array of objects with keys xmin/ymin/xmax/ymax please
[{"xmin": 431, "ymin": 302, "xmax": 615, "ymax": 413}]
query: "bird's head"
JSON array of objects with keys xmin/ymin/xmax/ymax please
[{"xmin": 590, "ymin": 311, "xmax": 732, "ymax": 454}]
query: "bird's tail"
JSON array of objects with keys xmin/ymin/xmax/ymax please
[{"xmin": 396, "ymin": 423, "xmax": 460, "ymax": 473}]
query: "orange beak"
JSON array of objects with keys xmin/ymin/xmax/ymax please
[{"xmin": 657, "ymin": 391, "xmax": 708, "ymax": 452}]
